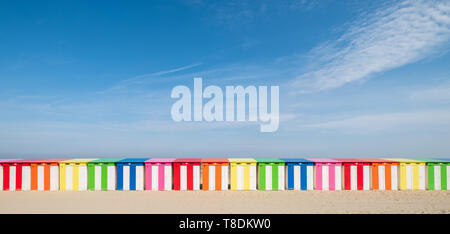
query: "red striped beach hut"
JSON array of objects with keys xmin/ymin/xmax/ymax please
[
  {"xmin": 173, "ymin": 158, "xmax": 201, "ymax": 191},
  {"xmin": 0, "ymin": 159, "xmax": 22, "ymax": 191},
  {"xmin": 334, "ymin": 158, "xmax": 371, "ymax": 190}
]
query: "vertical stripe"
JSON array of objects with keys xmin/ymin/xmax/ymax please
[
  {"xmin": 265, "ymin": 165, "xmax": 272, "ymax": 190},
  {"xmin": 259, "ymin": 164, "xmax": 266, "ymax": 190},
  {"xmin": 230, "ymin": 164, "xmax": 237, "ymax": 190},
  {"xmin": 10, "ymin": 166, "xmax": 16, "ymax": 191},
  {"xmin": 123, "ymin": 166, "xmax": 130, "ymax": 190},
  {"xmin": 322, "ymin": 165, "xmax": 329, "ymax": 190},
  {"xmin": 0, "ymin": 165, "xmax": 3, "ymax": 190},
  {"xmin": 66, "ymin": 166, "xmax": 73, "ymax": 191},
  {"xmin": 116, "ymin": 164, "xmax": 123, "ymax": 190},
  {"xmin": 95, "ymin": 166, "xmax": 101, "ymax": 191},
  {"xmin": 272, "ymin": 165, "xmax": 278, "ymax": 190},
  {"xmin": 44, "ymin": 165, "xmax": 51, "ymax": 191},
  {"xmin": 136, "ymin": 165, "xmax": 144, "ymax": 191},
  {"xmin": 215, "ymin": 165, "xmax": 221, "ymax": 191},
  {"xmin": 151, "ymin": 165, "xmax": 158, "ymax": 190},
  {"xmin": 413, "ymin": 164, "xmax": 419, "ymax": 190},
  {"xmin": 294, "ymin": 165, "xmax": 300, "ymax": 190},
  {"xmin": 88, "ymin": 164, "xmax": 95, "ymax": 191},
  {"xmin": 379, "ymin": 166, "xmax": 385, "ymax": 190},
  {"xmin": 372, "ymin": 164, "xmax": 379, "ymax": 190},
  {"xmin": 434, "ymin": 165, "xmax": 441, "ymax": 190},
  {"xmin": 202, "ymin": 164, "xmax": 209, "ymax": 190},
  {"xmin": 165, "ymin": 165, "xmax": 172, "ymax": 190},
  {"xmin": 129, "ymin": 164, "xmax": 136, "ymax": 191},
  {"xmin": 186, "ymin": 164, "xmax": 193, "ymax": 190},
  {"xmin": 250, "ymin": 165, "xmax": 256, "ymax": 190},
  {"xmin": 406, "ymin": 165, "xmax": 412, "ymax": 190},
  {"xmin": 344, "ymin": 165, "xmax": 351, "ymax": 190},
  {"xmin": 101, "ymin": 164, "xmax": 108, "ymax": 190},
  {"xmin": 72, "ymin": 165, "xmax": 79, "ymax": 191},
  {"xmin": 385, "ymin": 164, "xmax": 392, "ymax": 190},
  {"xmin": 22, "ymin": 166, "xmax": 31, "ymax": 191},
  {"xmin": 316, "ymin": 164, "xmax": 322, "ymax": 190},
  {"xmin": 193, "ymin": 165, "xmax": 200, "ymax": 190},
  {"xmin": 173, "ymin": 164, "xmax": 180, "ymax": 190},
  {"xmin": 15, "ymin": 165, "xmax": 22, "ymax": 190},
  {"xmin": 363, "ymin": 165, "xmax": 370, "ymax": 190},
  {"xmin": 400, "ymin": 164, "xmax": 406, "ymax": 190},
  {"xmin": 278, "ymin": 165, "xmax": 284, "ymax": 190},
  {"xmin": 441, "ymin": 164, "xmax": 447, "ymax": 191},
  {"xmin": 236, "ymin": 165, "xmax": 243, "ymax": 190},
  {"xmin": 307, "ymin": 165, "xmax": 314, "ymax": 190},
  {"xmin": 221, "ymin": 166, "xmax": 228, "ymax": 190},
  {"xmin": 244, "ymin": 164, "xmax": 250, "ymax": 190},
  {"xmin": 446, "ymin": 165, "xmax": 450, "ymax": 191},
  {"xmin": 391, "ymin": 165, "xmax": 398, "ymax": 190},
  {"xmin": 50, "ymin": 166, "xmax": 59, "ymax": 191},
  {"xmin": 335, "ymin": 165, "xmax": 342, "ymax": 190},
  {"xmin": 350, "ymin": 165, "xmax": 357, "ymax": 190},
  {"xmin": 31, "ymin": 165, "xmax": 37, "ymax": 190},
  {"xmin": 356, "ymin": 164, "xmax": 363, "ymax": 190},
  {"xmin": 36, "ymin": 166, "xmax": 43, "ymax": 191},
  {"xmin": 145, "ymin": 164, "xmax": 151, "ymax": 190},
  {"xmin": 180, "ymin": 165, "xmax": 187, "ymax": 190},
  {"xmin": 79, "ymin": 165, "xmax": 88, "ymax": 191},
  {"xmin": 300, "ymin": 164, "xmax": 307, "ymax": 191},
  {"xmin": 428, "ymin": 165, "xmax": 435, "ymax": 190},
  {"xmin": 418, "ymin": 165, "xmax": 425, "ymax": 190},
  {"xmin": 107, "ymin": 166, "xmax": 115, "ymax": 190},
  {"xmin": 329, "ymin": 164, "xmax": 335, "ymax": 191},
  {"xmin": 209, "ymin": 165, "xmax": 215, "ymax": 190},
  {"xmin": 158, "ymin": 164, "xmax": 165, "ymax": 191},
  {"xmin": 60, "ymin": 165, "xmax": 66, "ymax": 191}
]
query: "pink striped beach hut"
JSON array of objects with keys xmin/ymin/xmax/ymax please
[
  {"xmin": 307, "ymin": 158, "xmax": 342, "ymax": 191},
  {"xmin": 145, "ymin": 158, "xmax": 175, "ymax": 191}
]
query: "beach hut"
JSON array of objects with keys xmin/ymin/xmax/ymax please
[
  {"xmin": 384, "ymin": 158, "xmax": 426, "ymax": 190},
  {"xmin": 173, "ymin": 158, "xmax": 201, "ymax": 191},
  {"xmin": 88, "ymin": 158, "xmax": 122, "ymax": 191},
  {"xmin": 281, "ymin": 158, "xmax": 314, "ymax": 190},
  {"xmin": 361, "ymin": 158, "xmax": 399, "ymax": 190},
  {"xmin": 334, "ymin": 159, "xmax": 371, "ymax": 190},
  {"xmin": 307, "ymin": 158, "xmax": 342, "ymax": 191},
  {"xmin": 145, "ymin": 158, "xmax": 175, "ymax": 191},
  {"xmin": 413, "ymin": 158, "xmax": 449, "ymax": 190},
  {"xmin": 255, "ymin": 158, "xmax": 285, "ymax": 191},
  {"xmin": 25, "ymin": 159, "xmax": 67, "ymax": 191},
  {"xmin": 60, "ymin": 159, "xmax": 97, "ymax": 191},
  {"xmin": 116, "ymin": 158, "xmax": 148, "ymax": 191},
  {"xmin": 229, "ymin": 158, "xmax": 257, "ymax": 191},
  {"xmin": 0, "ymin": 159, "xmax": 24, "ymax": 191},
  {"xmin": 201, "ymin": 158, "xmax": 229, "ymax": 191}
]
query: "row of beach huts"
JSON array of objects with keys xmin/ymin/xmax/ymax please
[{"xmin": 0, "ymin": 158, "xmax": 449, "ymax": 192}]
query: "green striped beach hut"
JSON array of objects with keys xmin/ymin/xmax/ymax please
[
  {"xmin": 414, "ymin": 158, "xmax": 450, "ymax": 190},
  {"xmin": 255, "ymin": 158, "xmax": 285, "ymax": 191},
  {"xmin": 88, "ymin": 158, "xmax": 122, "ymax": 191}
]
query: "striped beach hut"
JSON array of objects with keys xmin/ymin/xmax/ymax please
[
  {"xmin": 229, "ymin": 158, "xmax": 257, "ymax": 191},
  {"xmin": 385, "ymin": 158, "xmax": 426, "ymax": 190},
  {"xmin": 281, "ymin": 158, "xmax": 314, "ymax": 191},
  {"xmin": 60, "ymin": 159, "xmax": 97, "ymax": 191},
  {"xmin": 88, "ymin": 158, "xmax": 122, "ymax": 191},
  {"xmin": 361, "ymin": 158, "xmax": 399, "ymax": 190},
  {"xmin": 255, "ymin": 158, "xmax": 285, "ymax": 191},
  {"xmin": 116, "ymin": 158, "xmax": 148, "ymax": 191},
  {"xmin": 0, "ymin": 159, "xmax": 24, "ymax": 191},
  {"xmin": 201, "ymin": 158, "xmax": 229, "ymax": 191},
  {"xmin": 173, "ymin": 158, "xmax": 201, "ymax": 191},
  {"xmin": 145, "ymin": 158, "xmax": 175, "ymax": 191},
  {"xmin": 4, "ymin": 159, "xmax": 31, "ymax": 191},
  {"xmin": 307, "ymin": 158, "xmax": 342, "ymax": 191},
  {"xmin": 414, "ymin": 158, "xmax": 449, "ymax": 191},
  {"xmin": 335, "ymin": 158, "xmax": 371, "ymax": 191},
  {"xmin": 27, "ymin": 159, "xmax": 67, "ymax": 191}
]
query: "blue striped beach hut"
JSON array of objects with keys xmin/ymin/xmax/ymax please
[
  {"xmin": 116, "ymin": 158, "xmax": 149, "ymax": 191},
  {"xmin": 281, "ymin": 158, "xmax": 314, "ymax": 190}
]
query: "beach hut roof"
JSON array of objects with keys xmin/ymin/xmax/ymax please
[
  {"xmin": 407, "ymin": 158, "xmax": 449, "ymax": 163},
  {"xmin": 201, "ymin": 158, "xmax": 229, "ymax": 163},
  {"xmin": 383, "ymin": 158, "xmax": 425, "ymax": 163},
  {"xmin": 0, "ymin": 159, "xmax": 20, "ymax": 163},
  {"xmin": 359, "ymin": 158, "xmax": 394, "ymax": 163},
  {"xmin": 117, "ymin": 158, "xmax": 149, "ymax": 163},
  {"xmin": 254, "ymin": 158, "xmax": 285, "ymax": 163},
  {"xmin": 333, "ymin": 158, "xmax": 368, "ymax": 162},
  {"xmin": 146, "ymin": 158, "xmax": 176, "ymax": 163},
  {"xmin": 228, "ymin": 158, "xmax": 256, "ymax": 163},
  {"xmin": 174, "ymin": 158, "xmax": 202, "ymax": 163},
  {"xmin": 14, "ymin": 158, "xmax": 68, "ymax": 163},
  {"xmin": 306, "ymin": 158, "xmax": 339, "ymax": 163},
  {"xmin": 280, "ymin": 158, "xmax": 313, "ymax": 163},
  {"xmin": 90, "ymin": 158, "xmax": 123, "ymax": 163},
  {"xmin": 62, "ymin": 158, "xmax": 98, "ymax": 163}
]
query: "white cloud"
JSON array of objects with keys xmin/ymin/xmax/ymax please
[
  {"xmin": 291, "ymin": 0, "xmax": 450, "ymax": 93},
  {"xmin": 303, "ymin": 110, "xmax": 450, "ymax": 133},
  {"xmin": 410, "ymin": 84, "xmax": 450, "ymax": 102}
]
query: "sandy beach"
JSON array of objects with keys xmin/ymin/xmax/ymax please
[{"xmin": 0, "ymin": 190, "xmax": 449, "ymax": 214}]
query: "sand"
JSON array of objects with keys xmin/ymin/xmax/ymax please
[{"xmin": 0, "ymin": 190, "xmax": 449, "ymax": 214}]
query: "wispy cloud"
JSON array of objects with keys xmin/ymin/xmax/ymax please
[{"xmin": 291, "ymin": 0, "xmax": 450, "ymax": 93}]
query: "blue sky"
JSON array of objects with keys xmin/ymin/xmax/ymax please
[{"xmin": 1, "ymin": 0, "xmax": 450, "ymax": 158}]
